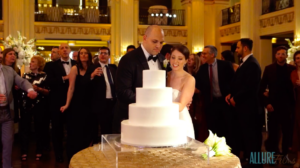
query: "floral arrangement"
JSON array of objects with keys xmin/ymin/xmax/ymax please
[
  {"xmin": 285, "ymin": 38, "xmax": 300, "ymax": 64},
  {"xmin": 193, "ymin": 130, "xmax": 232, "ymax": 159},
  {"xmin": 1, "ymin": 31, "xmax": 37, "ymax": 68}
]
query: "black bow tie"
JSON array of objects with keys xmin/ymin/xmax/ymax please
[
  {"xmin": 148, "ymin": 55, "xmax": 158, "ymax": 62},
  {"xmin": 62, "ymin": 61, "xmax": 69, "ymax": 65}
]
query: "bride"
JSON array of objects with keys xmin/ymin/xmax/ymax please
[{"xmin": 166, "ymin": 44, "xmax": 195, "ymax": 139}]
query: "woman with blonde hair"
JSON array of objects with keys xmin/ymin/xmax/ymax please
[{"xmin": 19, "ymin": 56, "xmax": 49, "ymax": 161}]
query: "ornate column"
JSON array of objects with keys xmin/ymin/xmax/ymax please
[
  {"xmin": 182, "ymin": 0, "xmax": 204, "ymax": 53},
  {"xmin": 110, "ymin": 0, "xmax": 138, "ymax": 63},
  {"xmin": 203, "ymin": 0, "xmax": 229, "ymax": 58},
  {"xmin": 295, "ymin": 0, "xmax": 300, "ymax": 39},
  {"xmin": 3, "ymin": 0, "xmax": 35, "ymax": 39}
]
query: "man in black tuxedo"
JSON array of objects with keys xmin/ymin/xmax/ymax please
[
  {"xmin": 196, "ymin": 45, "xmax": 235, "ymax": 148},
  {"xmin": 226, "ymin": 38, "xmax": 262, "ymax": 167},
  {"xmin": 46, "ymin": 43, "xmax": 76, "ymax": 163},
  {"xmin": 91, "ymin": 46, "xmax": 117, "ymax": 142},
  {"xmin": 260, "ymin": 46, "xmax": 295, "ymax": 158},
  {"xmin": 44, "ymin": 46, "xmax": 60, "ymax": 74},
  {"xmin": 113, "ymin": 25, "xmax": 166, "ymax": 133}
]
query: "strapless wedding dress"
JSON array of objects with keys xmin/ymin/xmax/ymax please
[{"xmin": 172, "ymin": 89, "xmax": 195, "ymax": 139}]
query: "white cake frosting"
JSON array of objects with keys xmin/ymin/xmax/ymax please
[{"xmin": 121, "ymin": 70, "xmax": 187, "ymax": 147}]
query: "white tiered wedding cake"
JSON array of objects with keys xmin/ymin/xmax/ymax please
[{"xmin": 121, "ymin": 70, "xmax": 187, "ymax": 147}]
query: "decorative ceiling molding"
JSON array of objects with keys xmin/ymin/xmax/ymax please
[
  {"xmin": 138, "ymin": 28, "xmax": 187, "ymax": 37},
  {"xmin": 34, "ymin": 25, "xmax": 111, "ymax": 36},
  {"xmin": 260, "ymin": 12, "xmax": 294, "ymax": 28},
  {"xmin": 219, "ymin": 25, "xmax": 240, "ymax": 37}
]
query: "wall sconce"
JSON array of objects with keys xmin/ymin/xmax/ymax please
[
  {"xmin": 271, "ymin": 37, "xmax": 277, "ymax": 44},
  {"xmin": 44, "ymin": 4, "xmax": 47, "ymax": 7},
  {"xmin": 193, "ymin": 47, "xmax": 203, "ymax": 53},
  {"xmin": 86, "ymin": 6, "xmax": 89, "ymax": 9},
  {"xmin": 49, "ymin": 4, "xmax": 52, "ymax": 7},
  {"xmin": 38, "ymin": 4, "xmax": 41, "ymax": 7},
  {"xmin": 96, "ymin": 6, "xmax": 98, "ymax": 9},
  {"xmin": 56, "ymin": 4, "xmax": 58, "ymax": 7},
  {"xmin": 91, "ymin": 6, "xmax": 94, "ymax": 9}
]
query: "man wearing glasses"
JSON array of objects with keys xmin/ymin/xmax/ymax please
[{"xmin": 91, "ymin": 47, "xmax": 117, "ymax": 143}]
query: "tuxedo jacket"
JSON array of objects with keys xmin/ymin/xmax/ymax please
[
  {"xmin": 196, "ymin": 59, "xmax": 235, "ymax": 106},
  {"xmin": 1, "ymin": 65, "xmax": 32, "ymax": 119},
  {"xmin": 260, "ymin": 63, "xmax": 295, "ymax": 108},
  {"xmin": 46, "ymin": 59, "xmax": 76, "ymax": 110},
  {"xmin": 90, "ymin": 62, "xmax": 117, "ymax": 114},
  {"xmin": 116, "ymin": 46, "xmax": 165, "ymax": 119},
  {"xmin": 230, "ymin": 55, "xmax": 261, "ymax": 115}
]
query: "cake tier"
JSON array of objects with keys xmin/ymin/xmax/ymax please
[
  {"xmin": 136, "ymin": 88, "xmax": 172, "ymax": 106},
  {"xmin": 128, "ymin": 104, "xmax": 179, "ymax": 126},
  {"xmin": 143, "ymin": 70, "xmax": 166, "ymax": 88},
  {"xmin": 121, "ymin": 120, "xmax": 187, "ymax": 147}
]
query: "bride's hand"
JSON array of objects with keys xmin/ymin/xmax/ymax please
[{"xmin": 186, "ymin": 100, "xmax": 192, "ymax": 110}]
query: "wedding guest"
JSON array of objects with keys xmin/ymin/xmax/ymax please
[
  {"xmin": 225, "ymin": 38, "xmax": 262, "ymax": 167},
  {"xmin": 260, "ymin": 46, "xmax": 295, "ymax": 159},
  {"xmin": 113, "ymin": 25, "xmax": 166, "ymax": 133},
  {"xmin": 72, "ymin": 51, "xmax": 78, "ymax": 61},
  {"xmin": 60, "ymin": 47, "xmax": 94, "ymax": 161},
  {"xmin": 91, "ymin": 47, "xmax": 117, "ymax": 143},
  {"xmin": 2, "ymin": 48, "xmax": 21, "ymax": 124},
  {"xmin": 0, "ymin": 63, "xmax": 37, "ymax": 168},
  {"xmin": 196, "ymin": 46, "xmax": 235, "ymax": 148},
  {"xmin": 167, "ymin": 44, "xmax": 195, "ymax": 139},
  {"xmin": 160, "ymin": 44, "xmax": 173, "ymax": 72},
  {"xmin": 221, "ymin": 50, "xmax": 239, "ymax": 71},
  {"xmin": 2, "ymin": 48, "xmax": 19, "ymax": 72},
  {"xmin": 46, "ymin": 43, "xmax": 76, "ymax": 163},
  {"xmin": 187, "ymin": 53, "xmax": 207, "ymax": 141},
  {"xmin": 126, "ymin": 45, "xmax": 136, "ymax": 53},
  {"xmin": 50, "ymin": 46, "xmax": 60, "ymax": 62},
  {"xmin": 19, "ymin": 56, "xmax": 49, "ymax": 161},
  {"xmin": 291, "ymin": 51, "xmax": 300, "ymax": 168}
]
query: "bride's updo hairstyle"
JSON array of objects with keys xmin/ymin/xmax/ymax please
[{"xmin": 170, "ymin": 44, "xmax": 190, "ymax": 60}]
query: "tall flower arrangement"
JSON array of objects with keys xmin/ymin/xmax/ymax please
[
  {"xmin": 285, "ymin": 38, "xmax": 300, "ymax": 64},
  {"xmin": 1, "ymin": 31, "xmax": 37, "ymax": 69}
]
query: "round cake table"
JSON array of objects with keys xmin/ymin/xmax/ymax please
[{"xmin": 69, "ymin": 146, "xmax": 241, "ymax": 168}]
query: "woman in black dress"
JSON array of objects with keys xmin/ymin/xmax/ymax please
[
  {"xmin": 60, "ymin": 48, "xmax": 99, "ymax": 161},
  {"xmin": 19, "ymin": 56, "xmax": 49, "ymax": 161}
]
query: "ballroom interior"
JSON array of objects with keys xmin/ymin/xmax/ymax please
[
  {"xmin": 0, "ymin": 0, "xmax": 297, "ymax": 68},
  {"xmin": 0, "ymin": 0, "xmax": 298, "ymax": 167}
]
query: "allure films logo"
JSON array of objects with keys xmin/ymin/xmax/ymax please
[{"xmin": 249, "ymin": 152, "xmax": 295, "ymax": 165}]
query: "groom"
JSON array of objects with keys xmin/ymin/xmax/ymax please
[{"xmin": 113, "ymin": 25, "xmax": 166, "ymax": 133}]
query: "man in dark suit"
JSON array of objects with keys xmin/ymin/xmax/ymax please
[
  {"xmin": 196, "ymin": 45, "xmax": 235, "ymax": 147},
  {"xmin": 46, "ymin": 43, "xmax": 76, "ymax": 163},
  {"xmin": 113, "ymin": 25, "xmax": 166, "ymax": 133},
  {"xmin": 260, "ymin": 46, "xmax": 295, "ymax": 158},
  {"xmin": 226, "ymin": 38, "xmax": 262, "ymax": 167},
  {"xmin": 44, "ymin": 46, "xmax": 60, "ymax": 74},
  {"xmin": 160, "ymin": 44, "xmax": 173, "ymax": 72},
  {"xmin": 91, "ymin": 46, "xmax": 117, "ymax": 142}
]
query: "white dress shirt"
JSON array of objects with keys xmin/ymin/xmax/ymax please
[
  {"xmin": 141, "ymin": 44, "xmax": 161, "ymax": 70},
  {"xmin": 61, "ymin": 58, "xmax": 71, "ymax": 75},
  {"xmin": 99, "ymin": 62, "xmax": 113, "ymax": 99},
  {"xmin": 240, "ymin": 53, "xmax": 252, "ymax": 67}
]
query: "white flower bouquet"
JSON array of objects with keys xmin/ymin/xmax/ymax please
[
  {"xmin": 1, "ymin": 31, "xmax": 37, "ymax": 68},
  {"xmin": 193, "ymin": 130, "xmax": 232, "ymax": 159},
  {"xmin": 285, "ymin": 38, "xmax": 300, "ymax": 64}
]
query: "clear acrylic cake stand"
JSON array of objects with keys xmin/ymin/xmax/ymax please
[{"xmin": 100, "ymin": 134, "xmax": 210, "ymax": 168}]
